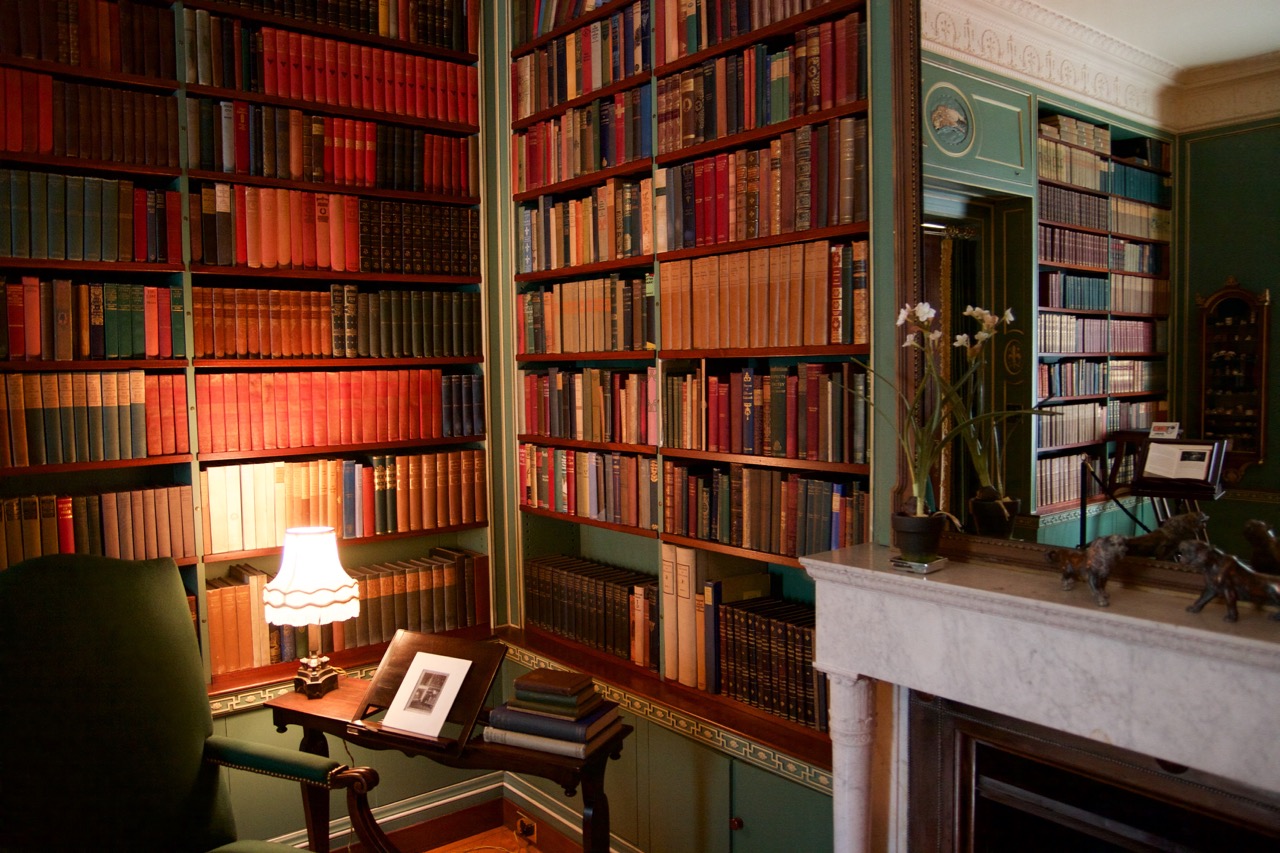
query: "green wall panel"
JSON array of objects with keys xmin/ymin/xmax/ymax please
[
  {"xmin": 646, "ymin": 725, "xmax": 731, "ymax": 853},
  {"xmin": 922, "ymin": 61, "xmax": 1035, "ymax": 194},
  {"xmin": 730, "ymin": 760, "xmax": 833, "ymax": 853}
]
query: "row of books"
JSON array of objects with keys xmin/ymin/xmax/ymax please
[
  {"xmin": 1109, "ymin": 238, "xmax": 1164, "ymax": 276},
  {"xmin": 657, "ymin": 116, "xmax": 868, "ymax": 254},
  {"xmin": 659, "ymin": 239, "xmax": 869, "ymax": 350},
  {"xmin": 1039, "ymin": 113, "xmax": 1110, "ymax": 152},
  {"xmin": 1105, "ymin": 398, "xmax": 1166, "ymax": 434},
  {"xmin": 518, "ymin": 443, "xmax": 660, "ymax": 532},
  {"xmin": 0, "ymin": 486, "xmax": 196, "ymax": 569},
  {"xmin": 484, "ymin": 669, "xmax": 625, "ymax": 759},
  {"xmin": 656, "ymin": 0, "xmax": 836, "ymax": 64},
  {"xmin": 200, "ymin": 450, "xmax": 487, "ymax": 555},
  {"xmin": 192, "ymin": 285, "xmax": 481, "ymax": 360},
  {"xmin": 1041, "ymin": 315, "xmax": 1167, "ymax": 355},
  {"xmin": 1111, "ymin": 162, "xmax": 1172, "ymax": 206},
  {"xmin": 2, "ymin": 72, "xmax": 180, "ymax": 169},
  {"xmin": 520, "ymin": 365, "xmax": 658, "ymax": 446},
  {"xmin": 1, "ymin": 0, "xmax": 178, "ymax": 81},
  {"xmin": 510, "ymin": 0, "xmax": 652, "ymax": 121},
  {"xmin": 523, "ymin": 554, "xmax": 658, "ymax": 665},
  {"xmin": 192, "ymin": 368, "xmax": 484, "ymax": 454},
  {"xmin": 1037, "ymin": 137, "xmax": 1108, "ymax": 192},
  {"xmin": 1037, "ymin": 224, "xmax": 1108, "ymax": 269},
  {"xmin": 1036, "ymin": 401, "xmax": 1106, "ymax": 449},
  {"xmin": 0, "ymin": 370, "xmax": 189, "ymax": 468},
  {"xmin": 655, "ymin": 13, "xmax": 865, "ymax": 155},
  {"xmin": 1038, "ymin": 270, "xmax": 1171, "ymax": 314},
  {"xmin": 713, "ymin": 594, "xmax": 824, "ymax": 729},
  {"xmin": 1035, "ymin": 452, "xmax": 1104, "ymax": 508},
  {"xmin": 1110, "ymin": 197, "xmax": 1170, "ymax": 241},
  {"xmin": 192, "ymin": 98, "xmax": 479, "ymax": 196},
  {"xmin": 208, "ymin": 546, "xmax": 487, "ymax": 676},
  {"xmin": 4, "ymin": 279, "xmax": 185, "ymax": 362},
  {"xmin": 512, "ymin": 83, "xmax": 654, "ymax": 194},
  {"xmin": 516, "ymin": 176, "xmax": 652, "ymax": 274},
  {"xmin": 193, "ymin": 183, "xmax": 480, "ymax": 277},
  {"xmin": 1, "ymin": 169, "xmax": 177, "ymax": 264},
  {"xmin": 1038, "ymin": 183, "xmax": 1108, "ymax": 231},
  {"xmin": 663, "ymin": 459, "xmax": 868, "ymax": 559},
  {"xmin": 663, "ymin": 363, "xmax": 868, "ymax": 465},
  {"xmin": 205, "ymin": 0, "xmax": 474, "ymax": 50},
  {"xmin": 187, "ymin": 12, "xmax": 479, "ymax": 126},
  {"xmin": 1038, "ymin": 359, "xmax": 1167, "ymax": 399},
  {"xmin": 517, "ymin": 273, "xmax": 656, "ymax": 356}
]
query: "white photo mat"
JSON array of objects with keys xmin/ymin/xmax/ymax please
[{"xmin": 381, "ymin": 651, "xmax": 472, "ymax": 739}]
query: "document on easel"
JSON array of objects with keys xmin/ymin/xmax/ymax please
[{"xmin": 381, "ymin": 652, "xmax": 472, "ymax": 740}]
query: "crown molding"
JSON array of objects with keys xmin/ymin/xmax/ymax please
[{"xmin": 922, "ymin": 0, "xmax": 1280, "ymax": 132}]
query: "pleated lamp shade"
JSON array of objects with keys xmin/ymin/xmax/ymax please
[{"xmin": 263, "ymin": 527, "xmax": 360, "ymax": 627}]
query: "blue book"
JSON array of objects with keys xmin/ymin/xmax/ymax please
[
  {"xmin": 64, "ymin": 175, "xmax": 84, "ymax": 260},
  {"xmin": 27, "ymin": 171, "xmax": 48, "ymax": 259},
  {"xmin": 10, "ymin": 169, "xmax": 31, "ymax": 258},
  {"xmin": 341, "ymin": 460, "xmax": 357, "ymax": 539},
  {"xmin": 46, "ymin": 173, "xmax": 65, "ymax": 260},
  {"xmin": 488, "ymin": 700, "xmax": 620, "ymax": 742},
  {"xmin": 82, "ymin": 177, "xmax": 102, "ymax": 262},
  {"xmin": 638, "ymin": 82, "xmax": 652, "ymax": 159}
]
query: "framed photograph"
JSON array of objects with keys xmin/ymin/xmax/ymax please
[
  {"xmin": 380, "ymin": 651, "xmax": 472, "ymax": 740},
  {"xmin": 1131, "ymin": 438, "xmax": 1228, "ymax": 500}
]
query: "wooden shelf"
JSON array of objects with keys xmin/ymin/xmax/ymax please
[
  {"xmin": 518, "ymin": 504, "xmax": 658, "ymax": 538},
  {"xmin": 201, "ymin": 522, "xmax": 490, "ymax": 564},
  {"xmin": 1036, "ymin": 176, "xmax": 1110, "ymax": 198},
  {"xmin": 517, "ymin": 435, "xmax": 656, "ymax": 454},
  {"xmin": 656, "ymin": 99, "xmax": 867, "ymax": 166},
  {"xmin": 659, "ymin": 532, "xmax": 804, "ymax": 569},
  {"xmin": 182, "ymin": 0, "xmax": 478, "ymax": 63},
  {"xmin": 0, "ymin": 258, "xmax": 183, "ymax": 273},
  {"xmin": 511, "ymin": 72, "xmax": 652, "ymax": 130},
  {"xmin": 659, "ymin": 343, "xmax": 869, "ymax": 359},
  {"xmin": 0, "ymin": 151, "xmax": 181, "ymax": 179},
  {"xmin": 0, "ymin": 358, "xmax": 187, "ymax": 371},
  {"xmin": 196, "ymin": 435, "xmax": 482, "ymax": 463},
  {"xmin": 515, "ymin": 254, "xmax": 655, "ymax": 283},
  {"xmin": 513, "ymin": 158, "xmax": 654, "ymax": 203},
  {"xmin": 500, "ymin": 625, "xmax": 833, "ymax": 772},
  {"xmin": 656, "ymin": 222, "xmax": 869, "ymax": 263},
  {"xmin": 186, "ymin": 170, "xmax": 479, "ymax": 207},
  {"xmin": 661, "ymin": 447, "xmax": 869, "ymax": 475},
  {"xmin": 1037, "ymin": 218, "xmax": 1109, "ymax": 237},
  {"xmin": 0, "ymin": 55, "xmax": 177, "ymax": 92},
  {"xmin": 511, "ymin": 1, "xmax": 632, "ymax": 59},
  {"xmin": 0, "ymin": 454, "xmax": 194, "ymax": 477},
  {"xmin": 189, "ymin": 263, "xmax": 479, "ymax": 285},
  {"xmin": 517, "ymin": 350, "xmax": 656, "ymax": 363}
]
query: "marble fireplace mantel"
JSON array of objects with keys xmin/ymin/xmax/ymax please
[{"xmin": 801, "ymin": 544, "xmax": 1280, "ymax": 852}]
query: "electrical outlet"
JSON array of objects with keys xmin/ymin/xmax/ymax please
[{"xmin": 515, "ymin": 812, "xmax": 537, "ymax": 844}]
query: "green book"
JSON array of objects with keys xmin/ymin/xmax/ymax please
[
  {"xmin": 71, "ymin": 494, "xmax": 90, "ymax": 555},
  {"xmin": 84, "ymin": 494, "xmax": 102, "ymax": 556},
  {"xmin": 102, "ymin": 283, "xmax": 121, "ymax": 359},
  {"xmin": 0, "ymin": 169, "xmax": 10, "ymax": 256},
  {"xmin": 64, "ymin": 175, "xmax": 84, "ymax": 261},
  {"xmin": 128, "ymin": 284, "xmax": 146, "ymax": 359},
  {"xmin": 114, "ymin": 371, "xmax": 132, "ymax": 460},
  {"xmin": 27, "ymin": 171, "xmax": 48, "ymax": 260},
  {"xmin": 40, "ymin": 373, "xmax": 63, "ymax": 465},
  {"xmin": 128, "ymin": 369, "xmax": 146, "ymax": 459},
  {"xmin": 117, "ymin": 179, "xmax": 133, "ymax": 262},
  {"xmin": 57, "ymin": 372, "xmax": 75, "ymax": 463},
  {"xmin": 88, "ymin": 284, "xmax": 105, "ymax": 359},
  {"xmin": 46, "ymin": 172, "xmax": 65, "ymax": 261},
  {"xmin": 169, "ymin": 284, "xmax": 185, "ymax": 357},
  {"xmin": 100, "ymin": 370, "xmax": 121, "ymax": 462},
  {"xmin": 10, "ymin": 170, "xmax": 31, "ymax": 259},
  {"xmin": 82, "ymin": 176, "xmax": 102, "ymax": 262},
  {"xmin": 100, "ymin": 179, "xmax": 119, "ymax": 262},
  {"xmin": 85, "ymin": 372, "xmax": 104, "ymax": 462},
  {"xmin": 71, "ymin": 372, "xmax": 89, "ymax": 463}
]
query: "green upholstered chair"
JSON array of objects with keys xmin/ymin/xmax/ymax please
[{"xmin": 0, "ymin": 554, "xmax": 381, "ymax": 852}]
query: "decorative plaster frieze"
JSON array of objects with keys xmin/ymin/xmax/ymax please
[{"xmin": 923, "ymin": 0, "xmax": 1280, "ymax": 131}]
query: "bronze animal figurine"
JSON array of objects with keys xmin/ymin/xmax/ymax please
[
  {"xmin": 1124, "ymin": 511, "xmax": 1209, "ymax": 561},
  {"xmin": 1242, "ymin": 519, "xmax": 1280, "ymax": 576},
  {"xmin": 1048, "ymin": 534, "xmax": 1128, "ymax": 607},
  {"xmin": 1179, "ymin": 539, "xmax": 1280, "ymax": 622}
]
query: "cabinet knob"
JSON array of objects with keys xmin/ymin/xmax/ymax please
[{"xmin": 729, "ymin": 817, "xmax": 744, "ymax": 831}]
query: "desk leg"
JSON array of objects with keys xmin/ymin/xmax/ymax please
[
  {"xmin": 578, "ymin": 753, "xmax": 612, "ymax": 853},
  {"xmin": 298, "ymin": 727, "xmax": 331, "ymax": 853}
]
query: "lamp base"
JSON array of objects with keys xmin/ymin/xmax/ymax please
[{"xmin": 294, "ymin": 653, "xmax": 339, "ymax": 699}]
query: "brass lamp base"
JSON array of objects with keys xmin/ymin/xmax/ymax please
[{"xmin": 294, "ymin": 653, "xmax": 339, "ymax": 699}]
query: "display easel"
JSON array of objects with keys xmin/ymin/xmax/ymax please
[
  {"xmin": 350, "ymin": 629, "xmax": 506, "ymax": 758},
  {"xmin": 1129, "ymin": 437, "xmax": 1228, "ymax": 540}
]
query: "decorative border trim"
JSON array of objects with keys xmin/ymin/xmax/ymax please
[
  {"xmin": 503, "ymin": 644, "xmax": 834, "ymax": 794},
  {"xmin": 209, "ymin": 662, "xmax": 382, "ymax": 717}
]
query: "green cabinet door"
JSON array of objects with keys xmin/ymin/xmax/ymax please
[
  {"xmin": 646, "ymin": 725, "xmax": 731, "ymax": 853},
  {"xmin": 729, "ymin": 760, "xmax": 833, "ymax": 853}
]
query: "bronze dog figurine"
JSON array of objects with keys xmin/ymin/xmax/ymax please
[
  {"xmin": 1049, "ymin": 534, "xmax": 1128, "ymax": 607},
  {"xmin": 1124, "ymin": 511, "xmax": 1209, "ymax": 561},
  {"xmin": 1242, "ymin": 519, "xmax": 1280, "ymax": 576},
  {"xmin": 1180, "ymin": 539, "xmax": 1280, "ymax": 622}
]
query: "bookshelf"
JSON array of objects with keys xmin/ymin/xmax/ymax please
[
  {"xmin": 1034, "ymin": 109, "xmax": 1172, "ymax": 514},
  {"xmin": 0, "ymin": 0, "xmax": 489, "ymax": 688},
  {"xmin": 505, "ymin": 0, "xmax": 872, "ymax": 751}
]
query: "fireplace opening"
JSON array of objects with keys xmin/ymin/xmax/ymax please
[{"xmin": 909, "ymin": 692, "xmax": 1280, "ymax": 851}]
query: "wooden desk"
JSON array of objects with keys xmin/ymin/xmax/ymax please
[{"xmin": 268, "ymin": 677, "xmax": 632, "ymax": 853}]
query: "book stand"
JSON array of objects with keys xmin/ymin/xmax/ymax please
[
  {"xmin": 350, "ymin": 629, "xmax": 506, "ymax": 758},
  {"xmin": 1130, "ymin": 438, "xmax": 1228, "ymax": 534}
]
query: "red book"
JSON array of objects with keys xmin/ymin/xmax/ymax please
[
  {"xmin": 6, "ymin": 279, "xmax": 25, "ymax": 358},
  {"xmin": 693, "ymin": 157, "xmax": 708, "ymax": 247},
  {"xmin": 309, "ymin": 371, "xmax": 326, "ymax": 446},
  {"xmin": 19, "ymin": 71, "xmax": 37, "ymax": 153},
  {"xmin": 785, "ymin": 374, "xmax": 799, "ymax": 459},
  {"xmin": 717, "ymin": 382, "xmax": 730, "ymax": 453},
  {"xmin": 220, "ymin": 372, "xmax": 239, "ymax": 452},
  {"xmin": 325, "ymin": 371, "xmax": 340, "ymax": 446},
  {"xmin": 393, "ymin": 51, "xmax": 407, "ymax": 116},
  {"xmin": 262, "ymin": 28, "xmax": 278, "ymax": 95},
  {"xmin": 363, "ymin": 123, "xmax": 376, "ymax": 187},
  {"xmin": 323, "ymin": 38, "xmax": 338, "ymax": 105},
  {"xmin": 21, "ymin": 277, "xmax": 38, "ymax": 359},
  {"xmin": 132, "ymin": 188, "xmax": 148, "ymax": 264},
  {"xmin": 194, "ymin": 374, "xmax": 211, "ymax": 453},
  {"xmin": 296, "ymin": 369, "xmax": 313, "ymax": 446},
  {"xmin": 157, "ymin": 374, "xmax": 176, "ymax": 455},
  {"xmin": 234, "ymin": 101, "xmax": 250, "ymax": 174},
  {"xmin": 360, "ymin": 46, "xmax": 375, "ymax": 110},
  {"xmin": 165, "ymin": 189, "xmax": 183, "ymax": 264},
  {"xmin": 331, "ymin": 118, "xmax": 346, "ymax": 185},
  {"xmin": 287, "ymin": 31, "xmax": 303, "ymax": 101},
  {"xmin": 37, "ymin": 72, "xmax": 53, "ymax": 154},
  {"xmin": 300, "ymin": 191, "xmax": 317, "ymax": 269},
  {"xmin": 56, "ymin": 496, "xmax": 75, "ymax": 554},
  {"xmin": 373, "ymin": 370, "xmax": 389, "ymax": 442},
  {"xmin": 336, "ymin": 40, "xmax": 351, "ymax": 107},
  {"xmin": 289, "ymin": 189, "xmax": 304, "ymax": 270},
  {"xmin": 285, "ymin": 371, "xmax": 302, "ymax": 448},
  {"xmin": 446, "ymin": 61, "xmax": 458, "ymax": 123},
  {"xmin": 426, "ymin": 369, "xmax": 442, "ymax": 439},
  {"xmin": 467, "ymin": 65, "xmax": 478, "ymax": 126},
  {"xmin": 4, "ymin": 68, "xmax": 22, "ymax": 151},
  {"xmin": 207, "ymin": 374, "xmax": 226, "ymax": 453},
  {"xmin": 144, "ymin": 372, "xmax": 162, "ymax": 456},
  {"xmin": 143, "ymin": 285, "xmax": 160, "ymax": 357},
  {"xmin": 820, "ymin": 21, "xmax": 835, "ymax": 111},
  {"xmin": 433, "ymin": 59, "xmax": 447, "ymax": 120},
  {"xmin": 715, "ymin": 151, "xmax": 730, "ymax": 244},
  {"xmin": 413, "ymin": 55, "xmax": 428, "ymax": 118},
  {"xmin": 360, "ymin": 370, "xmax": 377, "ymax": 444},
  {"xmin": 300, "ymin": 34, "xmax": 315, "ymax": 102},
  {"xmin": 360, "ymin": 464, "xmax": 375, "ymax": 537},
  {"xmin": 172, "ymin": 373, "xmax": 189, "ymax": 454},
  {"xmin": 338, "ymin": 371, "xmax": 353, "ymax": 444},
  {"xmin": 264, "ymin": 373, "xmax": 282, "ymax": 450},
  {"xmin": 245, "ymin": 372, "xmax": 263, "ymax": 450},
  {"xmin": 322, "ymin": 116, "xmax": 335, "ymax": 182},
  {"xmin": 383, "ymin": 50, "xmax": 396, "ymax": 114},
  {"xmin": 372, "ymin": 48, "xmax": 386, "ymax": 112},
  {"xmin": 233, "ymin": 184, "xmax": 248, "ymax": 266},
  {"xmin": 343, "ymin": 194, "xmax": 360, "ymax": 272},
  {"xmin": 396, "ymin": 369, "xmax": 410, "ymax": 441},
  {"xmin": 706, "ymin": 377, "xmax": 719, "ymax": 452}
]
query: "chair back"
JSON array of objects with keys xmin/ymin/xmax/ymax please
[{"xmin": 0, "ymin": 555, "xmax": 238, "ymax": 852}]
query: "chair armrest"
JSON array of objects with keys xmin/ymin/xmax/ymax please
[{"xmin": 204, "ymin": 734, "xmax": 376, "ymax": 790}]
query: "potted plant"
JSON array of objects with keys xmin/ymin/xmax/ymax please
[{"xmin": 856, "ymin": 302, "xmax": 1026, "ymax": 560}]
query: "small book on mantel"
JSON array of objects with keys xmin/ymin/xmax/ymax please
[{"xmin": 482, "ymin": 717, "xmax": 625, "ymax": 759}]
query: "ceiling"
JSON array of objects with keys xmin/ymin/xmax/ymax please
[{"xmin": 1031, "ymin": 0, "xmax": 1280, "ymax": 71}]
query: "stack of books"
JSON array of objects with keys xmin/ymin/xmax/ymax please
[{"xmin": 481, "ymin": 668, "xmax": 623, "ymax": 758}]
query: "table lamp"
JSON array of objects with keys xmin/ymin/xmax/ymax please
[{"xmin": 263, "ymin": 526, "xmax": 359, "ymax": 699}]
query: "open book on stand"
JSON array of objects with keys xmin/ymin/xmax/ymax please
[{"xmin": 349, "ymin": 629, "xmax": 505, "ymax": 757}]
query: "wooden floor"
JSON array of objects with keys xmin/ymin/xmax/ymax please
[{"xmin": 418, "ymin": 826, "xmax": 544, "ymax": 853}]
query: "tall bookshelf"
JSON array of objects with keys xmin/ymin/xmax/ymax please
[
  {"xmin": 0, "ymin": 0, "xmax": 490, "ymax": 687},
  {"xmin": 506, "ymin": 0, "xmax": 871, "ymax": 763},
  {"xmin": 1034, "ymin": 108, "xmax": 1171, "ymax": 514}
]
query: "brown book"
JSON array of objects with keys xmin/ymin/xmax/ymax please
[{"xmin": 514, "ymin": 667, "xmax": 595, "ymax": 698}]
